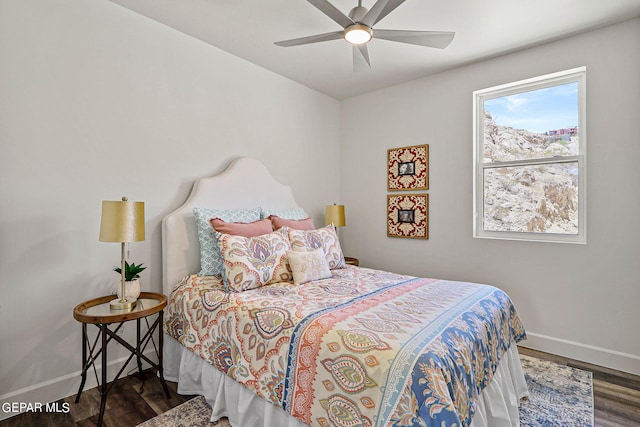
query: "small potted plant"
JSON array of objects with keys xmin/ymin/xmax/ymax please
[{"xmin": 114, "ymin": 261, "xmax": 146, "ymax": 300}]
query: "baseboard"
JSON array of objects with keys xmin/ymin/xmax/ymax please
[
  {"xmin": 0, "ymin": 350, "xmax": 158, "ymax": 422},
  {"xmin": 521, "ymin": 332, "xmax": 640, "ymax": 376}
]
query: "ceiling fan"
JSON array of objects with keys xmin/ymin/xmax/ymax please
[{"xmin": 274, "ymin": 0, "xmax": 455, "ymax": 71}]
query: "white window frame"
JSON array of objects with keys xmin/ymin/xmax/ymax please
[{"xmin": 473, "ymin": 67, "xmax": 587, "ymax": 244}]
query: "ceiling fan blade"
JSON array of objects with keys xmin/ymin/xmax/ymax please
[
  {"xmin": 274, "ymin": 31, "xmax": 344, "ymax": 47},
  {"xmin": 374, "ymin": 30, "xmax": 455, "ymax": 48},
  {"xmin": 361, "ymin": 0, "xmax": 406, "ymax": 27},
  {"xmin": 307, "ymin": 0, "xmax": 354, "ymax": 28},
  {"xmin": 353, "ymin": 44, "xmax": 371, "ymax": 72}
]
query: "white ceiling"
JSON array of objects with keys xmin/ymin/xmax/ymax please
[{"xmin": 110, "ymin": 0, "xmax": 640, "ymax": 99}]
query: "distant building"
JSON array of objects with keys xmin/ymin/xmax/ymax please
[{"xmin": 547, "ymin": 126, "xmax": 578, "ymax": 136}]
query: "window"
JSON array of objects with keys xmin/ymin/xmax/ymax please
[{"xmin": 473, "ymin": 67, "xmax": 586, "ymax": 243}]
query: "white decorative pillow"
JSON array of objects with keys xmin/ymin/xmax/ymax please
[
  {"xmin": 193, "ymin": 207, "xmax": 261, "ymax": 276},
  {"xmin": 260, "ymin": 207, "xmax": 308, "ymax": 220},
  {"xmin": 288, "ymin": 224, "xmax": 346, "ymax": 270},
  {"xmin": 287, "ymin": 249, "xmax": 331, "ymax": 285},
  {"xmin": 216, "ymin": 228, "xmax": 293, "ymax": 292}
]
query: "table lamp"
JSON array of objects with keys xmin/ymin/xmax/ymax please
[
  {"xmin": 325, "ymin": 204, "xmax": 346, "ymax": 231},
  {"xmin": 99, "ymin": 196, "xmax": 145, "ymax": 310}
]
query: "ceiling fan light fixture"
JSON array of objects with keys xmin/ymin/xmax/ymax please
[{"xmin": 344, "ymin": 24, "xmax": 372, "ymax": 45}]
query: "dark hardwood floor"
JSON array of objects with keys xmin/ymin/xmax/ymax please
[
  {"xmin": 2, "ymin": 347, "xmax": 639, "ymax": 426},
  {"xmin": 0, "ymin": 370, "xmax": 195, "ymax": 427}
]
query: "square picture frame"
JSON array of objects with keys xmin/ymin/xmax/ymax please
[
  {"xmin": 387, "ymin": 194, "xmax": 429, "ymax": 239},
  {"xmin": 387, "ymin": 144, "xmax": 429, "ymax": 191}
]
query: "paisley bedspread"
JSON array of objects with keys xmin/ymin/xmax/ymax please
[{"xmin": 164, "ymin": 266, "xmax": 526, "ymax": 427}]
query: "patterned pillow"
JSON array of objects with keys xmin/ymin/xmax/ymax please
[
  {"xmin": 287, "ymin": 249, "xmax": 331, "ymax": 285},
  {"xmin": 260, "ymin": 207, "xmax": 307, "ymax": 220},
  {"xmin": 216, "ymin": 228, "xmax": 293, "ymax": 292},
  {"xmin": 288, "ymin": 224, "xmax": 346, "ymax": 270},
  {"xmin": 193, "ymin": 207, "xmax": 261, "ymax": 276}
]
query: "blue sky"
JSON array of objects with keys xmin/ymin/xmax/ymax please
[{"xmin": 484, "ymin": 82, "xmax": 579, "ymax": 134}]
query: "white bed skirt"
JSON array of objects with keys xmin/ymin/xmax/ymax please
[{"xmin": 163, "ymin": 335, "xmax": 528, "ymax": 427}]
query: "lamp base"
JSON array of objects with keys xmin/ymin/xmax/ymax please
[{"xmin": 109, "ymin": 297, "xmax": 137, "ymax": 310}]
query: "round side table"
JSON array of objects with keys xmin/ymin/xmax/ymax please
[
  {"xmin": 73, "ymin": 292, "xmax": 170, "ymax": 427},
  {"xmin": 344, "ymin": 256, "xmax": 360, "ymax": 266}
]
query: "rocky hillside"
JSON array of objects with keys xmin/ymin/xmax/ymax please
[
  {"xmin": 483, "ymin": 111, "xmax": 577, "ymax": 162},
  {"xmin": 482, "ymin": 112, "xmax": 579, "ymax": 235}
]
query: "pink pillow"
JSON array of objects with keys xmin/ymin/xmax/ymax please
[
  {"xmin": 269, "ymin": 215, "xmax": 315, "ymax": 230},
  {"xmin": 210, "ymin": 218, "xmax": 272, "ymax": 237}
]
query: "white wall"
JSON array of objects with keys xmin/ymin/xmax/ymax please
[
  {"xmin": 340, "ymin": 18, "xmax": 640, "ymax": 375},
  {"xmin": 0, "ymin": 0, "xmax": 340, "ymax": 415}
]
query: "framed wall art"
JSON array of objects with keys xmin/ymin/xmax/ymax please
[
  {"xmin": 387, "ymin": 194, "xmax": 428, "ymax": 239},
  {"xmin": 387, "ymin": 144, "xmax": 429, "ymax": 191}
]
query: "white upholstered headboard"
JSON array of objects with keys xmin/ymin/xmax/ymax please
[{"xmin": 161, "ymin": 157, "xmax": 299, "ymax": 296}]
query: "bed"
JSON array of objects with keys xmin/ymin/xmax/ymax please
[{"xmin": 161, "ymin": 157, "xmax": 528, "ymax": 427}]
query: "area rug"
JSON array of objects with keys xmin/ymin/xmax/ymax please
[
  {"xmin": 519, "ymin": 354, "xmax": 593, "ymax": 427},
  {"xmin": 138, "ymin": 355, "xmax": 594, "ymax": 427}
]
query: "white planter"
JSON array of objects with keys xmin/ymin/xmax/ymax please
[{"xmin": 116, "ymin": 279, "xmax": 141, "ymax": 300}]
